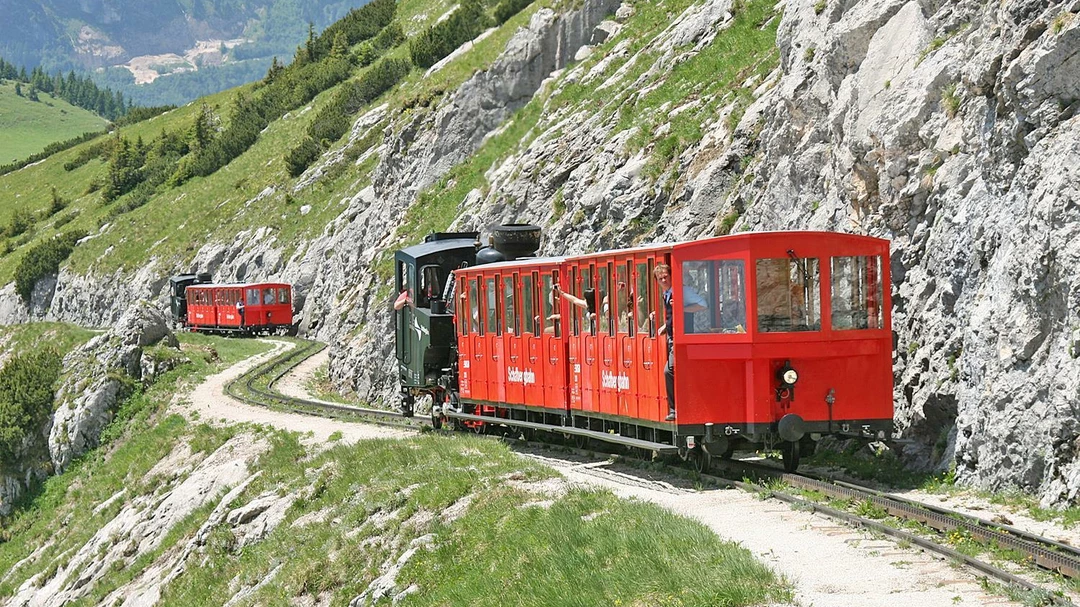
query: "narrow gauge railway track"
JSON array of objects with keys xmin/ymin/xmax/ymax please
[
  {"xmin": 223, "ymin": 339, "xmax": 426, "ymax": 432},
  {"xmin": 712, "ymin": 459, "xmax": 1077, "ymax": 606},
  {"xmin": 223, "ymin": 340, "xmax": 1074, "ymax": 606}
]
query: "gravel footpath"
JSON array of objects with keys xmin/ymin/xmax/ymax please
[
  {"xmin": 175, "ymin": 340, "xmax": 411, "ymax": 446},
  {"xmin": 181, "ymin": 340, "xmax": 1060, "ymax": 606}
]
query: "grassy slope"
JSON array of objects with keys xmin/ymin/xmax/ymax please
[
  {"xmin": 0, "ymin": 0, "xmax": 542, "ymax": 282},
  {"xmin": 0, "ymin": 322, "xmax": 96, "ymax": 358},
  {"xmin": 0, "ymin": 0, "xmax": 781, "ymax": 290},
  {"xmin": 0, "ymin": 82, "xmax": 108, "ymax": 165},
  {"xmin": 0, "ymin": 334, "xmax": 791, "ymax": 605}
]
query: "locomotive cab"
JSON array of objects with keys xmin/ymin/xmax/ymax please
[
  {"xmin": 394, "ymin": 233, "xmax": 480, "ymax": 411},
  {"xmin": 168, "ymin": 272, "xmax": 211, "ymax": 327}
]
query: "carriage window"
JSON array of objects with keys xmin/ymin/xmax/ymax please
[
  {"xmin": 263, "ymin": 288, "xmax": 276, "ymax": 305},
  {"xmin": 616, "ymin": 263, "xmax": 631, "ymax": 335},
  {"xmin": 522, "ymin": 274, "xmax": 536, "ymax": 335},
  {"xmin": 420, "ymin": 265, "xmax": 442, "ymax": 308},
  {"xmin": 636, "ymin": 262, "xmax": 655, "ymax": 337},
  {"xmin": 278, "ymin": 288, "xmax": 290, "ymax": 305},
  {"xmin": 503, "ymin": 276, "xmax": 517, "ymax": 335},
  {"xmin": 598, "ymin": 265, "xmax": 611, "ymax": 335},
  {"xmin": 542, "ymin": 272, "xmax": 561, "ymax": 337},
  {"xmin": 398, "ymin": 262, "xmax": 416, "ymax": 308},
  {"xmin": 680, "ymin": 260, "xmax": 746, "ymax": 333},
  {"xmin": 469, "ymin": 278, "xmax": 481, "ymax": 335},
  {"xmin": 485, "ymin": 277, "xmax": 498, "ymax": 335},
  {"xmin": 246, "ymin": 289, "xmax": 259, "ymax": 306},
  {"xmin": 756, "ymin": 257, "xmax": 821, "ymax": 332},
  {"xmin": 577, "ymin": 267, "xmax": 595, "ymax": 336},
  {"xmin": 831, "ymin": 256, "xmax": 883, "ymax": 330}
]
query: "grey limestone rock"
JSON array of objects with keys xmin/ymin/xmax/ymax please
[{"xmin": 48, "ymin": 301, "xmax": 179, "ymax": 474}]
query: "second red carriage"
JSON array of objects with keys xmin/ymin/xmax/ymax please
[{"xmin": 184, "ymin": 282, "xmax": 294, "ymax": 335}]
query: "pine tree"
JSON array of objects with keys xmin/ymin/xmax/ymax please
[
  {"xmin": 330, "ymin": 31, "xmax": 349, "ymax": 60},
  {"xmin": 190, "ymin": 103, "xmax": 216, "ymax": 151},
  {"xmin": 306, "ymin": 23, "xmax": 317, "ymax": 61}
]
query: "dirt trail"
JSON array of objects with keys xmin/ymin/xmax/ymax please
[
  {"xmin": 175, "ymin": 340, "xmax": 411, "ymax": 446},
  {"xmin": 182, "ymin": 340, "xmax": 1050, "ymax": 606}
]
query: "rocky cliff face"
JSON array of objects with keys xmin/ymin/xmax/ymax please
[
  {"xmin": 0, "ymin": 302, "xmax": 178, "ymax": 515},
  {"xmin": 12, "ymin": 0, "xmax": 1080, "ymax": 506},
  {"xmin": 325, "ymin": 0, "xmax": 1080, "ymax": 505}
]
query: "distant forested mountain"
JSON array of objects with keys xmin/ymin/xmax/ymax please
[{"xmin": 0, "ymin": 0, "xmax": 373, "ymax": 105}]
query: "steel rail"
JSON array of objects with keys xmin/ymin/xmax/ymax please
[
  {"xmin": 714, "ymin": 459, "xmax": 1078, "ymax": 604},
  {"xmin": 727, "ymin": 479, "xmax": 1074, "ymax": 607},
  {"xmin": 778, "ymin": 471, "xmax": 1080, "ymax": 580},
  {"xmin": 224, "ymin": 339, "xmax": 422, "ymax": 430},
  {"xmin": 831, "ymin": 478, "xmax": 1080, "ymax": 570}
]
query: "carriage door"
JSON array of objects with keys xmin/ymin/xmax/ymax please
[
  {"xmin": 614, "ymin": 259, "xmax": 638, "ymax": 419},
  {"xmin": 596, "ymin": 262, "xmax": 620, "ymax": 416},
  {"xmin": 520, "ymin": 272, "xmax": 545, "ymax": 407},
  {"xmin": 503, "ymin": 274, "xmax": 524, "ymax": 405},
  {"xmin": 540, "ymin": 270, "xmax": 568, "ymax": 411},
  {"xmin": 487, "ymin": 275, "xmax": 506, "ymax": 404},
  {"xmin": 634, "ymin": 255, "xmax": 662, "ymax": 421},
  {"xmin": 578, "ymin": 264, "xmax": 600, "ymax": 412},
  {"xmin": 465, "ymin": 277, "xmax": 487, "ymax": 400},
  {"xmin": 457, "ymin": 275, "xmax": 474, "ymax": 398},
  {"xmin": 566, "ymin": 266, "xmax": 583, "ymax": 411}
]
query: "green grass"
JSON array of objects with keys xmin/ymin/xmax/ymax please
[
  {"xmin": 0, "ymin": 82, "xmax": 108, "ymax": 165},
  {"xmin": 1, "ymin": 327, "xmax": 791, "ymax": 604},
  {"xmin": 0, "ymin": 0, "xmax": 781, "ymax": 300},
  {"xmin": 0, "ymin": 322, "xmax": 96, "ymax": 358},
  {"xmin": 161, "ymin": 434, "xmax": 792, "ymax": 606},
  {"xmin": 0, "ymin": 333, "xmax": 270, "ymax": 597}
]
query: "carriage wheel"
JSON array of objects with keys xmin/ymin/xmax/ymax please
[
  {"xmin": 430, "ymin": 392, "xmax": 444, "ymax": 430},
  {"xmin": 781, "ymin": 440, "xmax": 801, "ymax": 472}
]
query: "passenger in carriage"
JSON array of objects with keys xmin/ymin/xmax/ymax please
[
  {"xmin": 652, "ymin": 263, "xmax": 707, "ymax": 421},
  {"xmin": 552, "ymin": 283, "xmax": 593, "ymax": 314}
]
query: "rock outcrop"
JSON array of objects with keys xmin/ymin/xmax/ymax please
[{"xmin": 49, "ymin": 301, "xmax": 179, "ymax": 474}]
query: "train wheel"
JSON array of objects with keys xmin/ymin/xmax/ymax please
[
  {"xmin": 781, "ymin": 440, "xmax": 801, "ymax": 472},
  {"xmin": 690, "ymin": 447, "xmax": 711, "ymax": 474}
]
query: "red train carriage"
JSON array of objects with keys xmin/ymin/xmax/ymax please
[
  {"xmin": 184, "ymin": 282, "xmax": 294, "ymax": 335},
  {"xmin": 408, "ymin": 229, "xmax": 893, "ymax": 472},
  {"xmin": 455, "ymin": 259, "xmax": 569, "ymax": 424}
]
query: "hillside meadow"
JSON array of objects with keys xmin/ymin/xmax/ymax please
[{"xmin": 0, "ymin": 82, "xmax": 108, "ymax": 165}]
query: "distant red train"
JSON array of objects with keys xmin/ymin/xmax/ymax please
[
  {"xmin": 169, "ymin": 274, "xmax": 295, "ymax": 335},
  {"xmin": 395, "ymin": 228, "xmax": 894, "ymax": 471}
]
